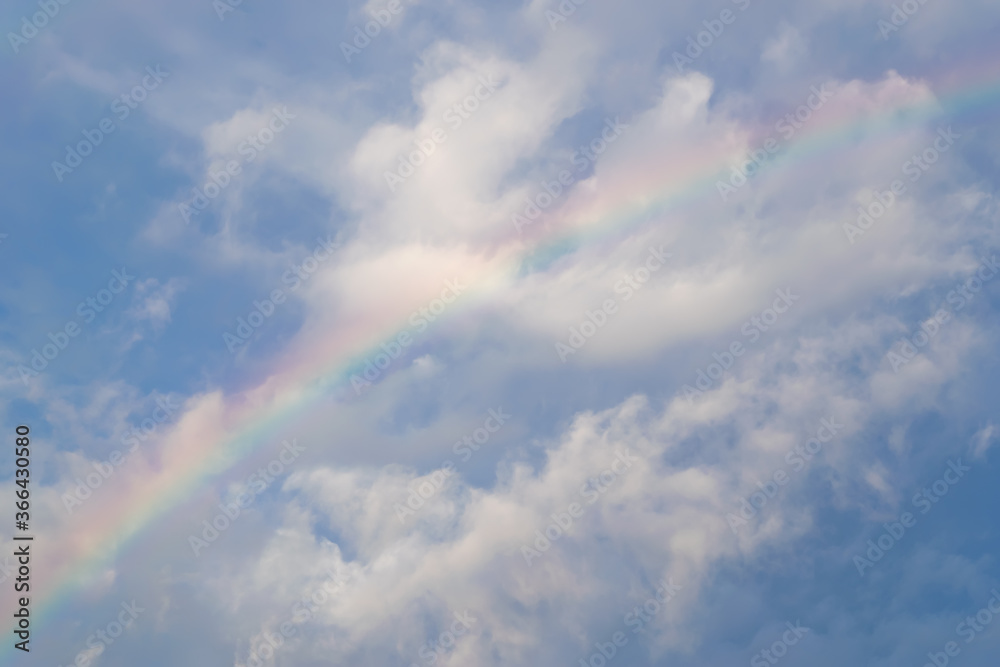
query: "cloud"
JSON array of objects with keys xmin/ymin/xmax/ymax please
[{"xmin": 4, "ymin": 1, "xmax": 1000, "ymax": 666}]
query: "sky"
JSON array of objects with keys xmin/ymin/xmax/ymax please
[{"xmin": 1, "ymin": 0, "xmax": 1000, "ymax": 665}]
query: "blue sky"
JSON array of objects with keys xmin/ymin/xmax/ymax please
[{"xmin": 2, "ymin": 0, "xmax": 1000, "ymax": 665}]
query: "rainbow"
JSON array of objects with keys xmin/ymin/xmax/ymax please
[{"xmin": 7, "ymin": 63, "xmax": 1000, "ymax": 652}]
